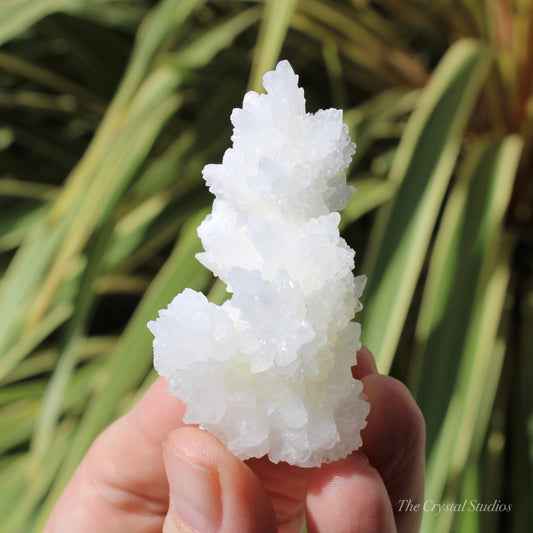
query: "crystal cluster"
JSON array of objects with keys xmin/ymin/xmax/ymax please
[{"xmin": 148, "ymin": 61, "xmax": 369, "ymax": 467}]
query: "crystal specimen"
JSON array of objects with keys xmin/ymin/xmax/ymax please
[{"xmin": 148, "ymin": 60, "xmax": 369, "ymax": 468}]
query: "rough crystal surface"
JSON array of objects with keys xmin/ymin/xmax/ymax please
[{"xmin": 148, "ymin": 60, "xmax": 369, "ymax": 467}]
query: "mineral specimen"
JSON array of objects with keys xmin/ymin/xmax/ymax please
[{"xmin": 148, "ymin": 60, "xmax": 369, "ymax": 467}]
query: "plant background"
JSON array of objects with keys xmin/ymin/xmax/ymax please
[{"xmin": 0, "ymin": 1, "xmax": 531, "ymax": 532}]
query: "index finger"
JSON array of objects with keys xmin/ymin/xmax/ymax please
[{"xmin": 361, "ymin": 374, "xmax": 426, "ymax": 533}]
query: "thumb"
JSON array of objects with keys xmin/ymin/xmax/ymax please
[{"xmin": 162, "ymin": 426, "xmax": 277, "ymax": 533}]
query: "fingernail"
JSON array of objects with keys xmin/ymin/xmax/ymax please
[{"xmin": 163, "ymin": 441, "xmax": 222, "ymax": 533}]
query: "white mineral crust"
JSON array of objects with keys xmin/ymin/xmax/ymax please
[{"xmin": 148, "ymin": 60, "xmax": 369, "ymax": 468}]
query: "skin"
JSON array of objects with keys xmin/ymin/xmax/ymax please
[{"xmin": 44, "ymin": 346, "xmax": 425, "ymax": 533}]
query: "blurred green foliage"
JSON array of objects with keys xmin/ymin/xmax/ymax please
[{"xmin": 0, "ymin": 1, "xmax": 531, "ymax": 532}]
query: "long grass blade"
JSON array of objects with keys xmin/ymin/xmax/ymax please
[
  {"xmin": 248, "ymin": 0, "xmax": 299, "ymax": 92},
  {"xmin": 418, "ymin": 135, "xmax": 523, "ymax": 532},
  {"xmin": 34, "ymin": 211, "xmax": 211, "ymax": 530},
  {"xmin": 0, "ymin": 0, "xmax": 71, "ymax": 46},
  {"xmin": 410, "ymin": 136, "xmax": 523, "ymax": 450},
  {"xmin": 360, "ymin": 39, "xmax": 491, "ymax": 372}
]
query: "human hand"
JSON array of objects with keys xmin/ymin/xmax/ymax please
[{"xmin": 44, "ymin": 346, "xmax": 425, "ymax": 533}]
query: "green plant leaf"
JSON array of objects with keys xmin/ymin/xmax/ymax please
[
  {"xmin": 360, "ymin": 39, "xmax": 491, "ymax": 373},
  {"xmin": 172, "ymin": 6, "xmax": 262, "ymax": 70},
  {"xmin": 410, "ymin": 136, "xmax": 523, "ymax": 450},
  {"xmin": 417, "ymin": 134, "xmax": 523, "ymax": 532},
  {"xmin": 248, "ymin": 0, "xmax": 299, "ymax": 92},
  {"xmin": 33, "ymin": 210, "xmax": 211, "ymax": 530},
  {"xmin": 0, "ymin": 0, "xmax": 74, "ymax": 46},
  {"xmin": 341, "ymin": 176, "xmax": 395, "ymax": 227}
]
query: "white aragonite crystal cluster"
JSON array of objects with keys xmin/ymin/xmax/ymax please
[{"xmin": 148, "ymin": 60, "xmax": 369, "ymax": 468}]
